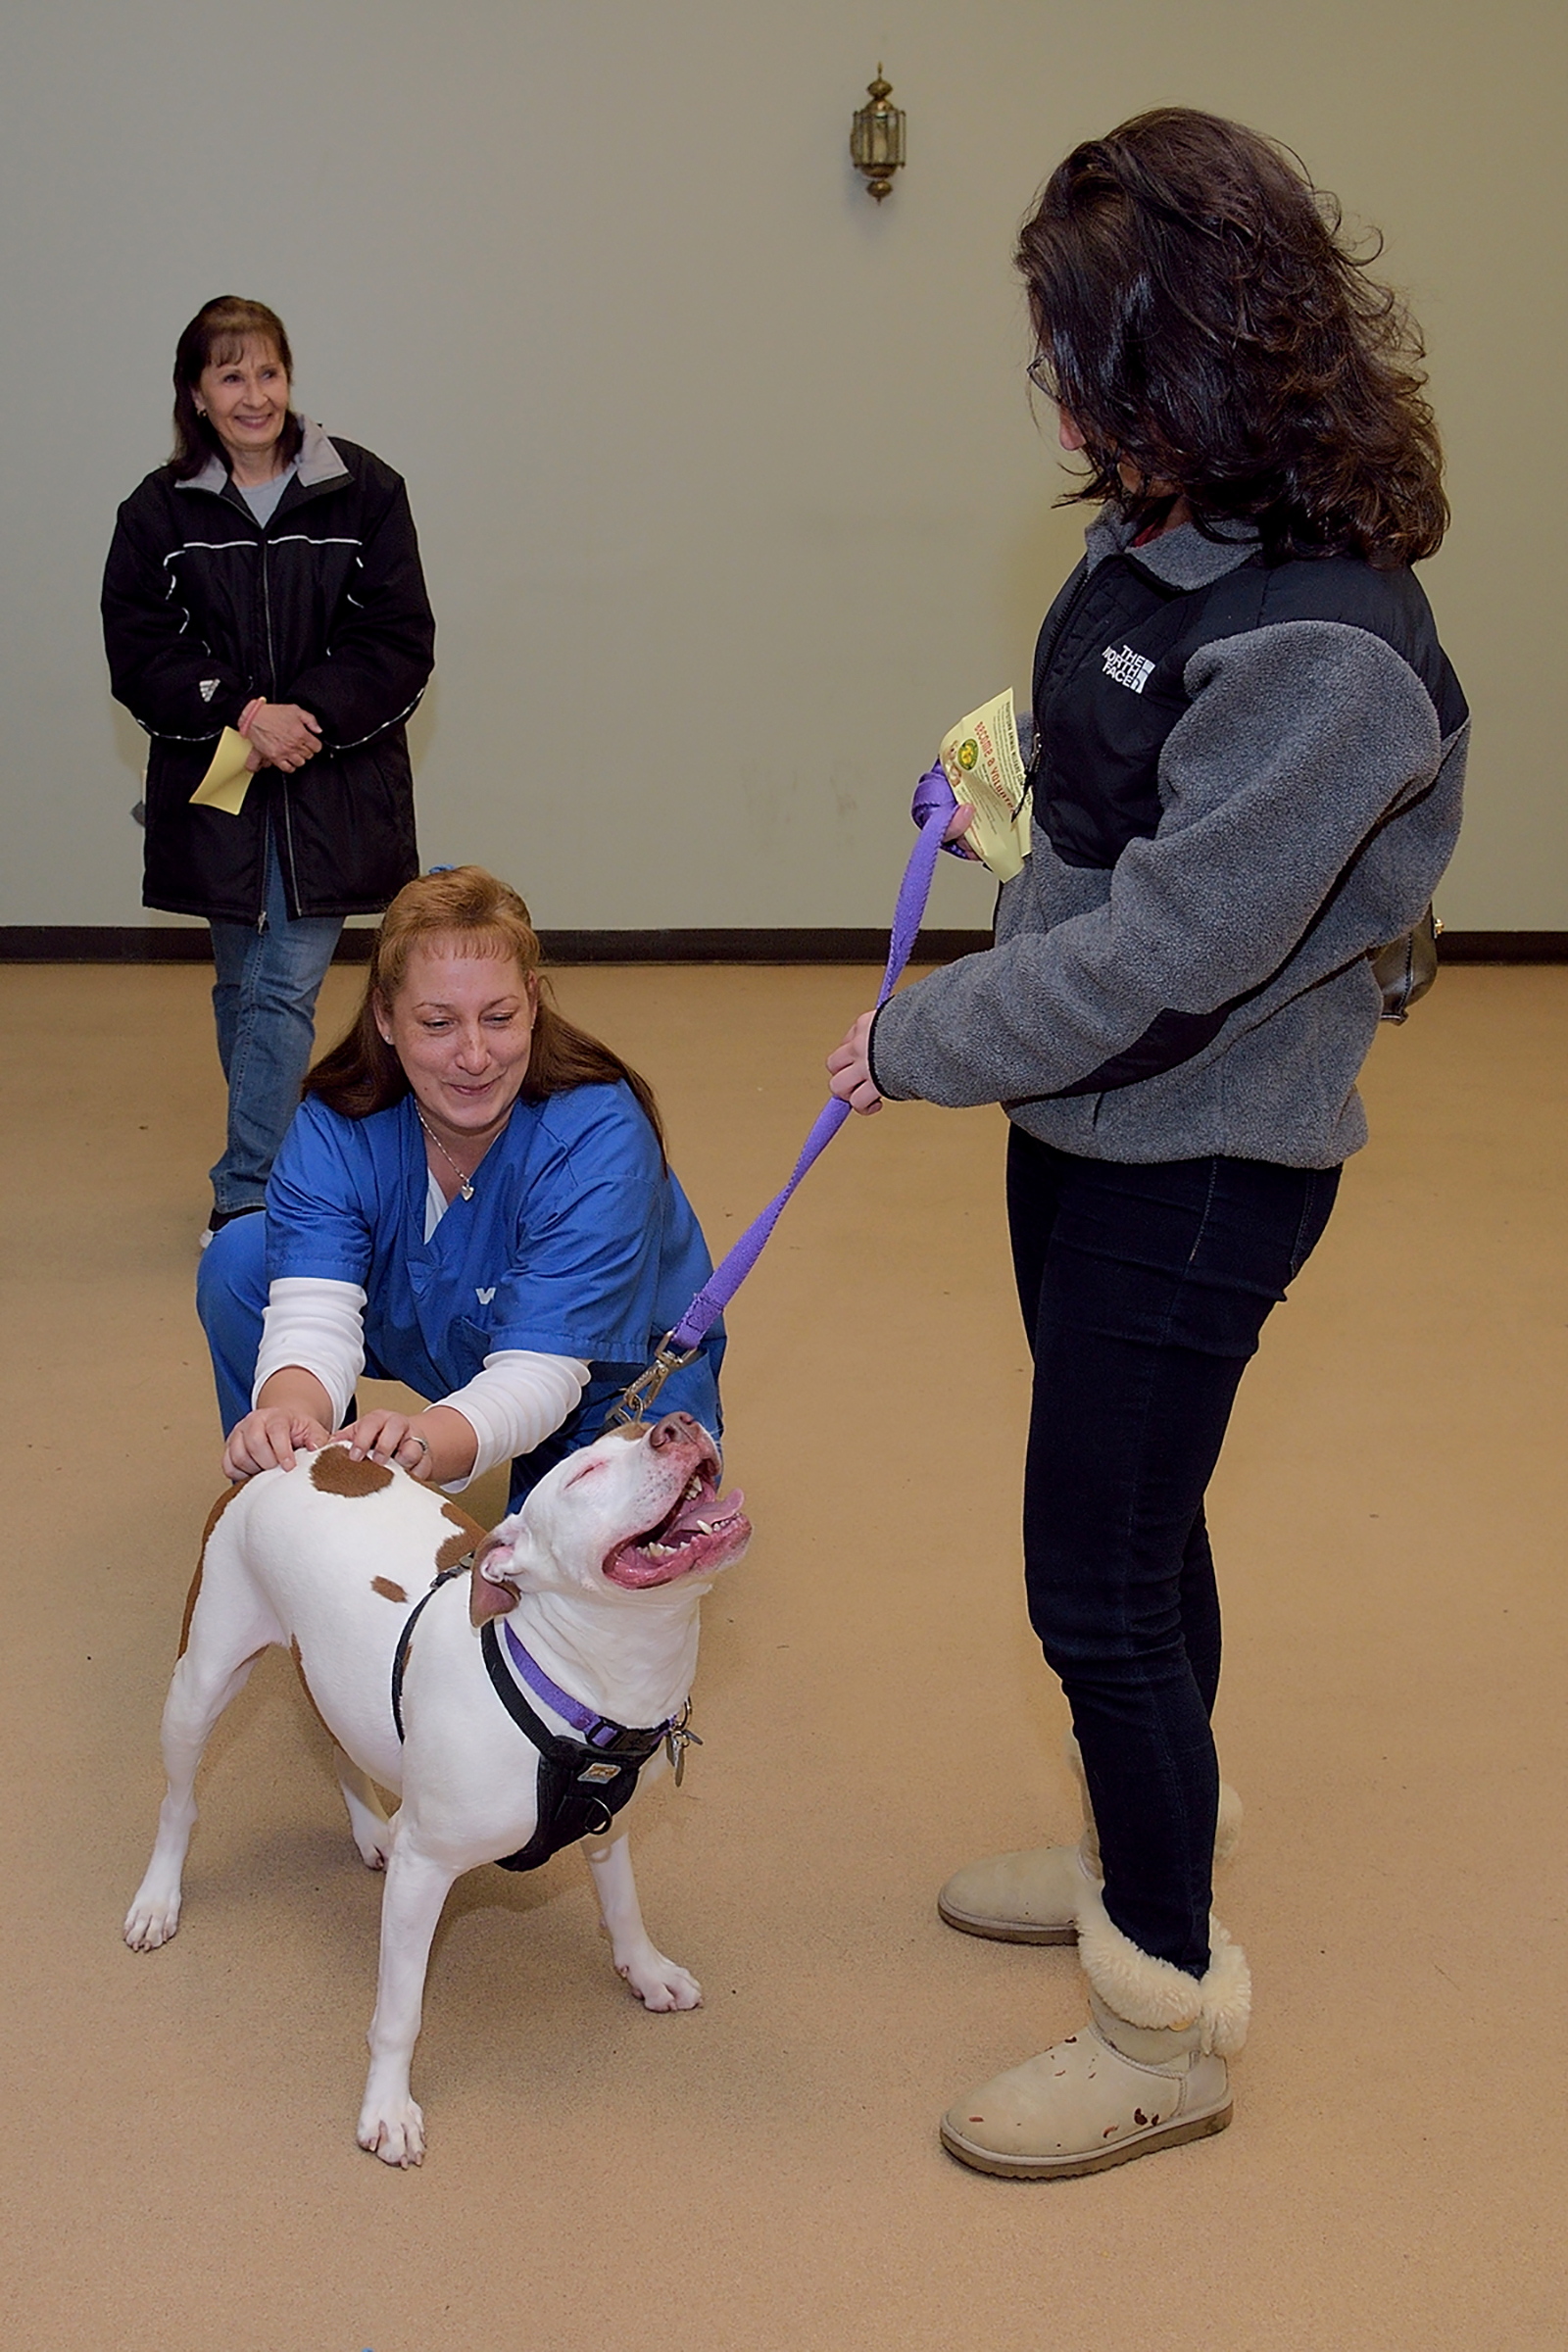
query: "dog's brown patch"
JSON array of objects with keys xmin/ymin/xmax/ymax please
[
  {"xmin": 371, "ymin": 1576, "xmax": 409, "ymax": 1604},
  {"xmin": 177, "ymin": 1564, "xmax": 204, "ymax": 1659},
  {"xmin": 179, "ymin": 1483, "xmax": 244, "ymax": 1656},
  {"xmin": 290, "ymin": 1638, "xmax": 332, "ymax": 1737},
  {"xmin": 436, "ymin": 1498, "xmax": 487, "ymax": 1575},
  {"xmin": 310, "ymin": 1447, "xmax": 395, "ymax": 1498},
  {"xmin": 200, "ymin": 1481, "xmax": 243, "ymax": 1548}
]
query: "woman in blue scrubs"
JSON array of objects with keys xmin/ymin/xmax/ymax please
[{"xmin": 198, "ymin": 866, "xmax": 721, "ymax": 1506}]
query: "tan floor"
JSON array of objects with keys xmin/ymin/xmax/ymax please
[{"xmin": 0, "ymin": 960, "xmax": 1563, "ymax": 2351}]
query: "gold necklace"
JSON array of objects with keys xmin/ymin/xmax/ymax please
[{"xmin": 415, "ymin": 1105, "xmax": 477, "ymax": 1202}]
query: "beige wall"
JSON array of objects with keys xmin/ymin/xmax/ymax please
[{"xmin": 1, "ymin": 0, "xmax": 1561, "ymax": 931}]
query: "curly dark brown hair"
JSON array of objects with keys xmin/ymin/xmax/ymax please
[{"xmin": 1017, "ymin": 109, "xmax": 1447, "ymax": 564}]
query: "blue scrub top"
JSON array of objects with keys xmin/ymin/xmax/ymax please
[{"xmin": 265, "ymin": 1083, "xmax": 723, "ymax": 1500}]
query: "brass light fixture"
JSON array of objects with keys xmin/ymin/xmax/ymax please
[{"xmin": 851, "ymin": 67, "xmax": 906, "ymax": 203}]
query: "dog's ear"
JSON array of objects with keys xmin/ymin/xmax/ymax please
[{"xmin": 468, "ymin": 1531, "xmax": 522, "ymax": 1626}]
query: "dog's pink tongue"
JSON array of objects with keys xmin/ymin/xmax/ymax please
[{"xmin": 668, "ymin": 1485, "xmax": 745, "ymax": 1536}]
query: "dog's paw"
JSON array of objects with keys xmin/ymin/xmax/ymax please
[
  {"xmin": 618, "ymin": 1949, "xmax": 703, "ymax": 2012},
  {"xmin": 357, "ymin": 2097, "xmax": 425, "ymax": 2168},
  {"xmin": 340, "ymin": 1783, "xmax": 396, "ymax": 1870},
  {"xmin": 123, "ymin": 1886, "xmax": 181, "ymax": 1950}
]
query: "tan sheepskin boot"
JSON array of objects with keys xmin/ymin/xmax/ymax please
[
  {"xmin": 939, "ymin": 1886, "xmax": 1250, "ymax": 2180},
  {"xmin": 937, "ymin": 1734, "xmax": 1243, "ymax": 1944}
]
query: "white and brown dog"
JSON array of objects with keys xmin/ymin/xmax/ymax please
[{"xmin": 124, "ymin": 1412, "xmax": 750, "ymax": 2166}]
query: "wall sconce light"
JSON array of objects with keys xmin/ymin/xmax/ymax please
[{"xmin": 851, "ymin": 67, "xmax": 906, "ymax": 203}]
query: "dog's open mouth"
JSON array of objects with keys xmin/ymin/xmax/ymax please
[{"xmin": 604, "ymin": 1461, "xmax": 750, "ymax": 1589}]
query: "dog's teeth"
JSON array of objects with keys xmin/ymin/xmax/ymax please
[{"xmin": 645, "ymin": 1541, "xmax": 673, "ymax": 1558}]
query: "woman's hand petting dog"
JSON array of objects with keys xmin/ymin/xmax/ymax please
[
  {"xmin": 335, "ymin": 1404, "xmax": 478, "ymax": 1486},
  {"xmin": 223, "ymin": 1403, "xmax": 334, "ymax": 1480},
  {"xmin": 225, "ymin": 1357, "xmax": 478, "ymax": 1487}
]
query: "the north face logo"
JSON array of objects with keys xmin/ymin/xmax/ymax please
[
  {"xmin": 1102, "ymin": 644, "xmax": 1154, "ymax": 694},
  {"xmin": 199, "ymin": 677, "xmax": 220, "ymax": 702}
]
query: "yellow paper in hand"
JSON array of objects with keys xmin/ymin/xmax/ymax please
[
  {"xmin": 939, "ymin": 689, "xmax": 1031, "ymax": 881},
  {"xmin": 189, "ymin": 728, "xmax": 255, "ymax": 816}
]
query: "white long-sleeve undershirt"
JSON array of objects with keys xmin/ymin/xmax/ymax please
[
  {"xmin": 437, "ymin": 1349, "xmax": 589, "ymax": 1489},
  {"xmin": 254, "ymin": 1277, "xmax": 367, "ymax": 1426},
  {"xmin": 252, "ymin": 1275, "xmax": 589, "ymax": 1491}
]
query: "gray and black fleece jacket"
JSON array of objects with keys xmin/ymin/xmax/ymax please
[{"xmin": 868, "ymin": 511, "xmax": 1467, "ymax": 1168}]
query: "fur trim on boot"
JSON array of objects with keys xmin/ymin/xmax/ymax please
[
  {"xmin": 1073, "ymin": 1880, "xmax": 1251, "ymax": 2058},
  {"xmin": 1213, "ymin": 1781, "xmax": 1244, "ymax": 1865}
]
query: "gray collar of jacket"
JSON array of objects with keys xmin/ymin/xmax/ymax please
[
  {"xmin": 1086, "ymin": 508, "xmax": 1260, "ymax": 592},
  {"xmin": 173, "ymin": 416, "xmax": 350, "ymax": 498}
]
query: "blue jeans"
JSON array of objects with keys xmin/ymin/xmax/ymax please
[
  {"xmin": 1007, "ymin": 1131, "xmax": 1340, "ymax": 1978},
  {"xmin": 196, "ymin": 1212, "xmax": 278, "ymax": 1433},
  {"xmin": 208, "ymin": 833, "xmax": 341, "ymax": 1213}
]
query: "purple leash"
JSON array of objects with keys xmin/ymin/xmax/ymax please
[{"xmin": 608, "ymin": 768, "xmax": 957, "ymax": 1425}]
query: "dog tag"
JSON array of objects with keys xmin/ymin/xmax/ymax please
[
  {"xmin": 577, "ymin": 1760, "xmax": 621, "ymax": 1787},
  {"xmin": 665, "ymin": 1714, "xmax": 704, "ymax": 1788}
]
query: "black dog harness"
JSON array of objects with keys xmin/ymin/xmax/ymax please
[{"xmin": 390, "ymin": 1571, "xmax": 699, "ymax": 1873}]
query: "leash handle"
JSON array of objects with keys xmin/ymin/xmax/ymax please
[{"xmin": 662, "ymin": 790, "xmax": 956, "ymax": 1357}]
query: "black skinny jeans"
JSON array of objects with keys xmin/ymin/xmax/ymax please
[{"xmin": 1007, "ymin": 1130, "xmax": 1340, "ymax": 1979}]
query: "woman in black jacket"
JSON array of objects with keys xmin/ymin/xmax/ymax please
[{"xmin": 102, "ymin": 295, "xmax": 436, "ymax": 1237}]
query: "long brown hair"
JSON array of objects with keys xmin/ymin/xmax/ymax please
[
  {"xmin": 305, "ymin": 867, "xmax": 666, "ymax": 1154},
  {"xmin": 1017, "ymin": 110, "xmax": 1447, "ymax": 565},
  {"xmin": 169, "ymin": 296, "xmax": 305, "ymax": 481}
]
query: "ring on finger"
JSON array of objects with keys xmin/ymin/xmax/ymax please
[{"xmin": 407, "ymin": 1434, "xmax": 430, "ymax": 1462}]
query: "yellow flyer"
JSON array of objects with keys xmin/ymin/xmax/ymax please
[
  {"xmin": 189, "ymin": 727, "xmax": 255, "ymax": 816},
  {"xmin": 939, "ymin": 689, "xmax": 1031, "ymax": 881}
]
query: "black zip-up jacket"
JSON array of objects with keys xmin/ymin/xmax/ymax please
[{"xmin": 102, "ymin": 420, "xmax": 436, "ymax": 922}]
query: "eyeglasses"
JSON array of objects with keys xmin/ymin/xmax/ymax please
[{"xmin": 1026, "ymin": 354, "xmax": 1054, "ymax": 396}]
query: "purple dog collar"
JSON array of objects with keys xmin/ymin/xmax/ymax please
[{"xmin": 501, "ymin": 1620, "xmax": 676, "ymax": 1749}]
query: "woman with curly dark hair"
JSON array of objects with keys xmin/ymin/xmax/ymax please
[{"xmin": 829, "ymin": 110, "xmax": 1465, "ymax": 2177}]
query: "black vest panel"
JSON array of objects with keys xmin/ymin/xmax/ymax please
[{"xmin": 1030, "ymin": 549, "xmax": 1468, "ymax": 874}]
